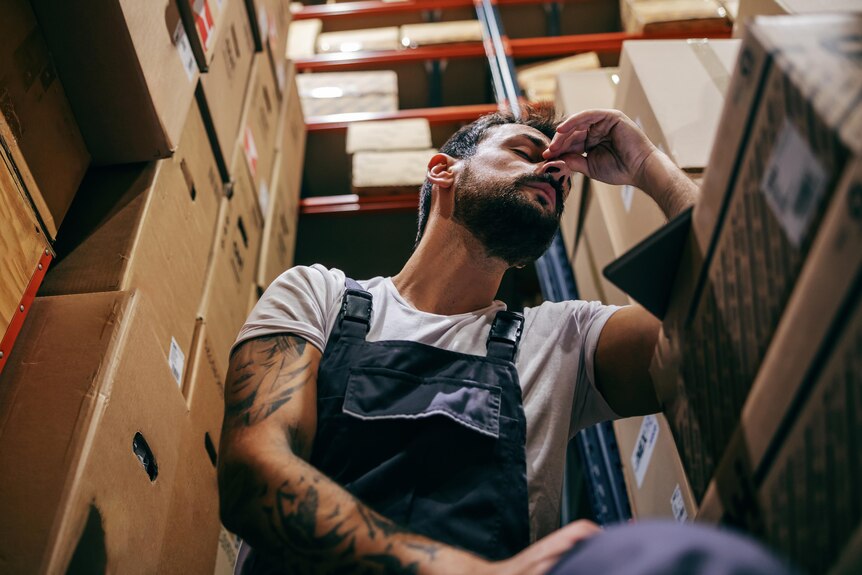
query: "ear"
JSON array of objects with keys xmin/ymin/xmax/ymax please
[{"xmin": 427, "ymin": 153, "xmax": 457, "ymax": 191}]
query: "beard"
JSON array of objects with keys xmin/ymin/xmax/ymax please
[{"xmin": 452, "ymin": 164, "xmax": 564, "ymax": 267}]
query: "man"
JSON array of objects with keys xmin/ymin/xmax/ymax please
[{"xmin": 218, "ymin": 105, "xmax": 701, "ymax": 573}]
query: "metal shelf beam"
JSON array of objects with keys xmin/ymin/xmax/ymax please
[
  {"xmin": 293, "ymin": 0, "xmax": 594, "ymax": 21},
  {"xmin": 300, "ymin": 193, "xmax": 418, "ymax": 215},
  {"xmin": 306, "ymin": 103, "xmax": 500, "ymax": 131}
]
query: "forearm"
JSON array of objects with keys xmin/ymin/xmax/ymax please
[
  {"xmin": 636, "ymin": 149, "xmax": 699, "ymax": 220},
  {"xmin": 219, "ymin": 436, "xmax": 487, "ymax": 575}
]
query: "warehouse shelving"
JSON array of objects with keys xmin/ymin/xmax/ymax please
[{"xmin": 0, "ymin": 249, "xmax": 51, "ymax": 376}]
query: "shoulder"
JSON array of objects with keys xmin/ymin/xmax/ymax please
[{"xmin": 524, "ymin": 299, "xmax": 620, "ymax": 332}]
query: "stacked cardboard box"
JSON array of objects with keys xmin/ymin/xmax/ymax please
[
  {"xmin": 296, "ymin": 71, "xmax": 400, "ymax": 118},
  {"xmin": 646, "ymin": 17, "xmax": 861, "ymax": 569},
  {"xmin": 517, "ymin": 52, "xmax": 601, "ymax": 103},
  {"xmin": 0, "ymin": 0, "xmax": 305, "ymax": 571},
  {"xmin": 733, "ymin": 0, "xmax": 862, "ymax": 36},
  {"xmin": 620, "ymin": 0, "xmax": 732, "ymax": 34}
]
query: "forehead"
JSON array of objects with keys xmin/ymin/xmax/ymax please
[{"xmin": 481, "ymin": 123, "xmax": 551, "ymax": 149}]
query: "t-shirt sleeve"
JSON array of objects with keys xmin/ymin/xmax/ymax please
[
  {"xmin": 232, "ymin": 264, "xmax": 345, "ymax": 355},
  {"xmin": 569, "ymin": 300, "xmax": 623, "ymax": 436}
]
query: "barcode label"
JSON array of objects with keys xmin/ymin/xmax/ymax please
[
  {"xmin": 168, "ymin": 337, "xmax": 186, "ymax": 388},
  {"xmin": 671, "ymin": 484, "xmax": 688, "ymax": 523},
  {"xmin": 258, "ymin": 180, "xmax": 270, "ymax": 215},
  {"xmin": 621, "ymin": 185, "xmax": 634, "ymax": 213},
  {"xmin": 631, "ymin": 414, "xmax": 659, "ymax": 488},
  {"xmin": 174, "ymin": 22, "xmax": 196, "ymax": 82},
  {"xmin": 761, "ymin": 118, "xmax": 828, "ymax": 247}
]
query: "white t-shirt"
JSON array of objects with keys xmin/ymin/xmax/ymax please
[{"xmin": 235, "ymin": 264, "xmax": 621, "ymax": 542}]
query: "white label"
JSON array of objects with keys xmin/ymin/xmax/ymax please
[
  {"xmin": 761, "ymin": 118, "xmax": 828, "ymax": 247},
  {"xmin": 275, "ymin": 61, "xmax": 286, "ymax": 93},
  {"xmin": 174, "ymin": 22, "xmax": 196, "ymax": 82},
  {"xmin": 671, "ymin": 484, "xmax": 688, "ymax": 523},
  {"xmin": 621, "ymin": 185, "xmax": 635, "ymax": 213},
  {"xmin": 631, "ymin": 414, "xmax": 660, "ymax": 488},
  {"xmin": 258, "ymin": 180, "xmax": 270, "ymax": 215},
  {"xmin": 168, "ymin": 337, "xmax": 186, "ymax": 388}
]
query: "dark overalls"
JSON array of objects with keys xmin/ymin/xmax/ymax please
[{"xmin": 237, "ymin": 278, "xmax": 531, "ymax": 572}]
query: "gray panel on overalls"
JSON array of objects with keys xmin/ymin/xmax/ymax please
[{"xmin": 235, "ymin": 278, "xmax": 532, "ymax": 572}]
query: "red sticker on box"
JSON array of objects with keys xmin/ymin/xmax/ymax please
[
  {"xmin": 244, "ymin": 127, "xmax": 258, "ymax": 179},
  {"xmin": 192, "ymin": 0, "xmax": 216, "ymax": 50}
]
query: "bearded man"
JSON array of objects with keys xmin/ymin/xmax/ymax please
[{"xmin": 216, "ymin": 106, "xmax": 787, "ymax": 575}]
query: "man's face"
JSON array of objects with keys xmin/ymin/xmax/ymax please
[{"xmin": 452, "ymin": 123, "xmax": 571, "ymax": 267}]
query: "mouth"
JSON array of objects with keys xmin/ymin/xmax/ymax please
[{"xmin": 524, "ymin": 183, "xmax": 556, "ymax": 209}]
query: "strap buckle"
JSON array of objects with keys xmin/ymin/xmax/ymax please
[
  {"xmin": 341, "ymin": 288, "xmax": 373, "ymax": 334},
  {"xmin": 487, "ymin": 311, "xmax": 525, "ymax": 361}
]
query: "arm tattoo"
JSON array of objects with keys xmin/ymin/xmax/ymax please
[{"xmin": 225, "ymin": 334, "xmax": 313, "ymax": 428}]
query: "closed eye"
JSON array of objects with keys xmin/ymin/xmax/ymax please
[{"xmin": 513, "ymin": 148, "xmax": 535, "ymax": 161}]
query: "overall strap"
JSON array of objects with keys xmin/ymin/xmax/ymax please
[
  {"xmin": 339, "ymin": 278, "xmax": 373, "ymax": 339},
  {"xmin": 486, "ymin": 310, "xmax": 525, "ymax": 362}
]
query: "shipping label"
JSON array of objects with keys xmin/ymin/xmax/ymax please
[
  {"xmin": 761, "ymin": 118, "xmax": 828, "ymax": 247},
  {"xmin": 258, "ymin": 180, "xmax": 270, "ymax": 216},
  {"xmin": 671, "ymin": 483, "xmax": 688, "ymax": 523},
  {"xmin": 632, "ymin": 414, "xmax": 660, "ymax": 488},
  {"xmin": 174, "ymin": 22, "xmax": 197, "ymax": 82},
  {"xmin": 621, "ymin": 185, "xmax": 634, "ymax": 213},
  {"xmin": 244, "ymin": 127, "xmax": 259, "ymax": 179},
  {"xmin": 193, "ymin": 0, "xmax": 216, "ymax": 50},
  {"xmin": 168, "ymin": 337, "xmax": 186, "ymax": 388}
]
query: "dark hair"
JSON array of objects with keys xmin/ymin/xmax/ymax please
[{"xmin": 414, "ymin": 102, "xmax": 560, "ymax": 248}]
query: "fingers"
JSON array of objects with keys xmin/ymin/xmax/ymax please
[
  {"xmin": 557, "ymin": 152, "xmax": 590, "ymax": 178},
  {"xmin": 544, "ymin": 129, "xmax": 588, "ymax": 158},
  {"xmin": 555, "ymin": 109, "xmax": 622, "ymax": 136}
]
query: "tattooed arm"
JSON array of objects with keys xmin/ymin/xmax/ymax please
[{"xmin": 217, "ymin": 333, "xmax": 491, "ymax": 574}]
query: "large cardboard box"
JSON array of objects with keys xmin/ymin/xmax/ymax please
[
  {"xmin": 177, "ymin": 0, "xmax": 231, "ymax": 71},
  {"xmin": 297, "ymin": 71, "xmax": 399, "ymax": 118},
  {"xmin": 199, "ymin": 0, "xmax": 257, "ymax": 179},
  {"xmin": 40, "ymin": 100, "xmax": 223, "ymax": 387},
  {"xmin": 352, "ymin": 149, "xmax": 436, "ymax": 196},
  {"xmin": 0, "ymin": 0, "xmax": 90, "ymax": 241},
  {"xmin": 0, "ymin": 291, "xmax": 189, "ymax": 573},
  {"xmin": 614, "ymin": 414, "xmax": 697, "ymax": 521},
  {"xmin": 274, "ymin": 62, "xmax": 306, "ymax": 212},
  {"xmin": 573, "ymin": 188, "xmax": 629, "ymax": 306},
  {"xmin": 654, "ymin": 14, "xmax": 862, "ymax": 499},
  {"xmin": 287, "ymin": 19, "xmax": 323, "ymax": 59},
  {"xmin": 240, "ymin": 53, "xmax": 282, "ymax": 208},
  {"xmin": 157, "ymin": 320, "xmax": 225, "ymax": 575},
  {"xmin": 260, "ymin": 0, "xmax": 292, "ymax": 73},
  {"xmin": 199, "ymin": 146, "xmax": 264, "ymax": 382},
  {"xmin": 399, "ymin": 20, "xmax": 484, "ymax": 48},
  {"xmin": 31, "ymin": 0, "xmax": 199, "ymax": 163},
  {"xmin": 257, "ymin": 153, "xmax": 300, "ymax": 290},
  {"xmin": 346, "ymin": 118, "xmax": 432, "ymax": 153},
  {"xmin": 616, "ymin": 39, "xmax": 740, "ymax": 174},
  {"xmin": 517, "ymin": 52, "xmax": 601, "ymax": 103},
  {"xmin": 316, "ymin": 27, "xmax": 401, "ymax": 54},
  {"xmin": 733, "ymin": 0, "xmax": 861, "ymax": 36},
  {"xmin": 0, "ymin": 146, "xmax": 49, "ymax": 368},
  {"xmin": 620, "ymin": 0, "xmax": 732, "ymax": 34}
]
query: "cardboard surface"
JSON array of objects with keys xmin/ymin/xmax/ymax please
[
  {"xmin": 297, "ymin": 71, "xmax": 399, "ymax": 117},
  {"xmin": 399, "ymin": 20, "xmax": 484, "ymax": 47},
  {"xmin": 0, "ymin": 291, "xmax": 190, "ymax": 574},
  {"xmin": 287, "ymin": 19, "xmax": 322, "ymax": 59},
  {"xmin": 574, "ymin": 187, "xmax": 630, "ymax": 306},
  {"xmin": 199, "ymin": 0, "xmax": 257, "ymax": 176},
  {"xmin": 316, "ymin": 27, "xmax": 401, "ymax": 53},
  {"xmin": 30, "ymin": 0, "xmax": 199, "ymax": 163},
  {"xmin": 346, "ymin": 118, "xmax": 432, "ymax": 153},
  {"xmin": 352, "ymin": 149, "xmax": 436, "ymax": 195},
  {"xmin": 621, "ymin": 0, "xmax": 731, "ymax": 33},
  {"xmin": 41, "ymin": 100, "xmax": 222, "ymax": 386},
  {"xmin": 240, "ymin": 53, "xmax": 282, "ymax": 207},
  {"xmin": 259, "ymin": 0, "xmax": 292, "ymax": 72},
  {"xmin": 274, "ymin": 62, "xmax": 306, "ymax": 213},
  {"xmin": 615, "ymin": 39, "xmax": 741, "ymax": 172},
  {"xmin": 177, "ymin": 0, "xmax": 228, "ymax": 71},
  {"xmin": 614, "ymin": 414, "xmax": 697, "ymax": 521},
  {"xmin": 517, "ymin": 52, "xmax": 601, "ymax": 102},
  {"xmin": 199, "ymin": 148, "xmax": 264, "ymax": 381},
  {"xmin": 257, "ymin": 152, "xmax": 300, "ymax": 289},
  {"xmin": 0, "ymin": 147, "xmax": 48, "ymax": 347},
  {"xmin": 0, "ymin": 0, "xmax": 90, "ymax": 240},
  {"xmin": 592, "ymin": 179, "xmax": 668, "ymax": 258}
]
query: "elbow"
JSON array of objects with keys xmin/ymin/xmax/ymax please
[{"xmin": 217, "ymin": 452, "xmax": 258, "ymax": 537}]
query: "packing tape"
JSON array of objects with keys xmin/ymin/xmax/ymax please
[{"xmin": 688, "ymin": 39, "xmax": 730, "ymax": 96}]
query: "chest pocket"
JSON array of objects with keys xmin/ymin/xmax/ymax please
[{"xmin": 342, "ymin": 367, "xmax": 502, "ymax": 439}]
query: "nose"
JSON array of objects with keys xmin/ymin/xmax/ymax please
[{"xmin": 538, "ymin": 158, "xmax": 572, "ymax": 194}]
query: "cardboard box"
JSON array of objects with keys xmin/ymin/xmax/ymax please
[
  {"xmin": 239, "ymin": 53, "xmax": 282, "ymax": 205},
  {"xmin": 0, "ymin": 291, "xmax": 189, "ymax": 573},
  {"xmin": 198, "ymin": 0, "xmax": 257, "ymax": 179},
  {"xmin": 0, "ymin": 147, "xmax": 49, "ymax": 366},
  {"xmin": 620, "ymin": 0, "xmax": 732, "ymax": 34},
  {"xmin": 287, "ymin": 19, "xmax": 323, "ymax": 59},
  {"xmin": 346, "ymin": 118, "xmax": 432, "ymax": 153},
  {"xmin": 351, "ymin": 149, "xmax": 435, "ymax": 196},
  {"xmin": 733, "ymin": 0, "xmax": 862, "ymax": 36},
  {"xmin": 696, "ymin": 158, "xmax": 862, "ymax": 532},
  {"xmin": 157, "ymin": 320, "xmax": 225, "ymax": 575},
  {"xmin": 198, "ymin": 147, "xmax": 264, "ymax": 382},
  {"xmin": 274, "ymin": 62, "xmax": 306, "ymax": 212},
  {"xmin": 257, "ymin": 153, "xmax": 300, "ymax": 289},
  {"xmin": 614, "ymin": 414, "xmax": 697, "ymax": 521},
  {"xmin": 516, "ymin": 52, "xmax": 601, "ymax": 103},
  {"xmin": 256, "ymin": 0, "xmax": 292, "ymax": 67},
  {"xmin": 0, "ymin": 0, "xmax": 90, "ymax": 241},
  {"xmin": 40, "ymin": 100, "xmax": 222, "ymax": 387},
  {"xmin": 316, "ymin": 27, "xmax": 401, "ymax": 54},
  {"xmin": 30, "ymin": 0, "xmax": 199, "ymax": 163},
  {"xmin": 573, "ymin": 187, "xmax": 629, "ymax": 306},
  {"xmin": 592, "ymin": 179, "xmax": 668, "ymax": 257},
  {"xmin": 297, "ymin": 71, "xmax": 399, "ymax": 118},
  {"xmin": 399, "ymin": 20, "xmax": 484, "ymax": 48},
  {"xmin": 177, "ymin": 0, "xmax": 230, "ymax": 71},
  {"xmin": 655, "ymin": 14, "xmax": 862, "ymax": 499},
  {"xmin": 615, "ymin": 39, "xmax": 741, "ymax": 173}
]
